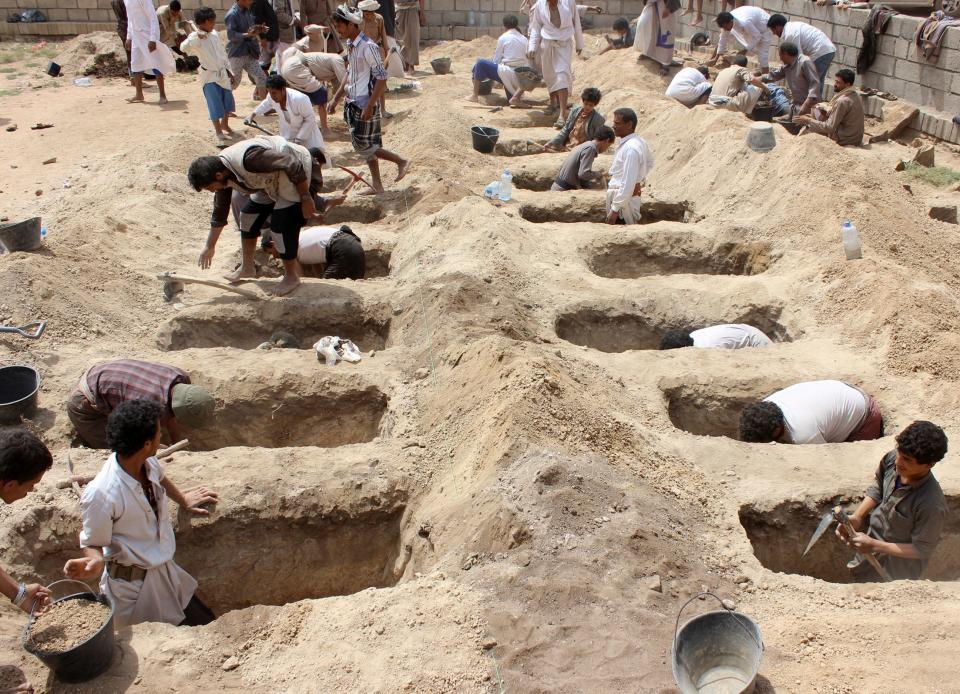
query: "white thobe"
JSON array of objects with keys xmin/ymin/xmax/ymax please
[
  {"xmin": 764, "ymin": 380, "xmax": 870, "ymax": 444},
  {"xmin": 125, "ymin": 0, "xmax": 177, "ymax": 75},
  {"xmin": 79, "ymin": 454, "xmax": 196, "ymax": 628},
  {"xmin": 665, "ymin": 67, "xmax": 712, "ymax": 107},
  {"xmin": 606, "ymin": 133, "xmax": 654, "ymax": 224},
  {"xmin": 495, "ymin": 28, "xmax": 530, "ymax": 95},
  {"xmin": 716, "ymin": 6, "xmax": 771, "ymax": 68},
  {"xmin": 253, "ymin": 88, "xmax": 324, "ymax": 150},
  {"xmin": 528, "ymin": 0, "xmax": 583, "ymax": 93},
  {"xmin": 780, "ymin": 21, "xmax": 836, "ymax": 61},
  {"xmin": 180, "ymin": 30, "xmax": 232, "ymax": 89},
  {"xmin": 690, "ymin": 324, "xmax": 773, "ymax": 349}
]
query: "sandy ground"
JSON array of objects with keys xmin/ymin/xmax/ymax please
[{"xmin": 2, "ymin": 30, "xmax": 960, "ymax": 693}]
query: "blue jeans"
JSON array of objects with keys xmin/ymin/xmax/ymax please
[
  {"xmin": 767, "ymin": 85, "xmax": 791, "ymax": 118},
  {"xmin": 813, "ymin": 52, "xmax": 835, "ymax": 98}
]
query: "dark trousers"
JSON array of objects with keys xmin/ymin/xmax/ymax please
[
  {"xmin": 323, "ymin": 229, "xmax": 365, "ymax": 279},
  {"xmin": 179, "ymin": 595, "xmax": 215, "ymax": 626}
]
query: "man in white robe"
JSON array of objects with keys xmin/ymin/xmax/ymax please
[
  {"xmin": 706, "ymin": 6, "xmax": 771, "ymax": 73},
  {"xmin": 526, "ymin": 0, "xmax": 583, "ymax": 124},
  {"xmin": 124, "ymin": 0, "xmax": 177, "ymax": 103},
  {"xmin": 634, "ymin": 0, "xmax": 680, "ymax": 75},
  {"xmin": 250, "ymin": 74, "xmax": 325, "ymax": 151},
  {"xmin": 605, "ymin": 107, "xmax": 654, "ymax": 225}
]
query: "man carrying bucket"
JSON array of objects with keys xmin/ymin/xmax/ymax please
[{"xmin": 64, "ymin": 399, "xmax": 219, "ymax": 628}]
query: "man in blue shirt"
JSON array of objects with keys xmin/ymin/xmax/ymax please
[{"xmin": 225, "ymin": 0, "xmax": 267, "ymax": 100}]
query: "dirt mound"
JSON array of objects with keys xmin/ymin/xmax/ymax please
[
  {"xmin": 26, "ymin": 599, "xmax": 111, "ymax": 653},
  {"xmin": 53, "ymin": 31, "xmax": 127, "ymax": 77}
]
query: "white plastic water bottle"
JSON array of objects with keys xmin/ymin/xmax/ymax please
[
  {"xmin": 499, "ymin": 170, "xmax": 512, "ymax": 202},
  {"xmin": 841, "ymin": 219, "xmax": 862, "ymax": 260}
]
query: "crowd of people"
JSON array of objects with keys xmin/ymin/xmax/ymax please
[{"xmin": 0, "ymin": 5, "xmax": 948, "ymax": 688}]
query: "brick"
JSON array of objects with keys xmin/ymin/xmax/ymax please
[
  {"xmin": 88, "ymin": 8, "xmax": 111, "ymax": 22},
  {"xmin": 56, "ymin": 0, "xmax": 78, "ymax": 7},
  {"xmin": 431, "ymin": 0, "xmax": 454, "ymax": 10},
  {"xmin": 901, "ymin": 80, "xmax": 922, "ymax": 105},
  {"xmin": 919, "ymin": 66, "xmax": 950, "ymax": 92},
  {"xmin": 76, "ymin": 0, "xmax": 98, "ymax": 7},
  {"xmin": 834, "ymin": 24, "xmax": 858, "ymax": 47},
  {"xmin": 900, "ymin": 17, "xmax": 921, "ymax": 40},
  {"xmin": 945, "ymin": 27, "xmax": 960, "ymax": 50},
  {"xmin": 895, "ymin": 59, "xmax": 921, "ymax": 83},
  {"xmin": 870, "ymin": 54, "xmax": 896, "ymax": 77},
  {"xmin": 66, "ymin": 8, "xmax": 87, "ymax": 19},
  {"xmin": 45, "ymin": 8, "xmax": 69, "ymax": 20},
  {"xmin": 443, "ymin": 10, "xmax": 466, "ymax": 23},
  {"xmin": 951, "ymin": 72, "xmax": 960, "ymax": 96}
]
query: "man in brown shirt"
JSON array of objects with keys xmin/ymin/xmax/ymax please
[
  {"xmin": 796, "ymin": 69, "xmax": 864, "ymax": 147},
  {"xmin": 838, "ymin": 420, "xmax": 949, "ymax": 580}
]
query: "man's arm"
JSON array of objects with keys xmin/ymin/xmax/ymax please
[
  {"xmin": 64, "ymin": 486, "xmax": 112, "ymax": 580},
  {"xmin": 572, "ymin": 0, "xmax": 584, "ymax": 53},
  {"xmin": 199, "ymin": 188, "xmax": 232, "ymax": 269},
  {"xmin": 798, "ymin": 60, "xmax": 820, "ymax": 115},
  {"xmin": 360, "ymin": 43, "xmax": 389, "ymax": 120},
  {"xmin": 801, "ymin": 98, "xmax": 849, "ymax": 135},
  {"xmin": 577, "ymin": 147, "xmax": 601, "ymax": 183},
  {"xmin": 547, "ymin": 108, "xmax": 577, "ymax": 149},
  {"xmin": 160, "ymin": 476, "xmax": 219, "ymax": 516},
  {"xmin": 527, "ymin": 4, "xmax": 542, "ymax": 56},
  {"xmin": 291, "ymin": 99, "xmax": 315, "ymax": 145},
  {"xmin": 225, "ymin": 10, "xmax": 245, "ymax": 43},
  {"xmin": 0, "ymin": 568, "xmax": 51, "ymax": 613},
  {"xmin": 493, "ymin": 35, "xmax": 506, "ymax": 64},
  {"xmin": 606, "ymin": 150, "xmax": 640, "ymax": 223},
  {"xmin": 244, "ymin": 146, "xmax": 315, "ymax": 217}
]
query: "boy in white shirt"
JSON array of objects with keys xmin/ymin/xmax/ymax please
[
  {"xmin": 659, "ymin": 324, "xmax": 772, "ymax": 350},
  {"xmin": 181, "ymin": 6, "xmax": 236, "ymax": 143},
  {"xmin": 250, "ymin": 74, "xmax": 325, "ymax": 151},
  {"xmin": 65, "ymin": 399, "xmax": 219, "ymax": 628}
]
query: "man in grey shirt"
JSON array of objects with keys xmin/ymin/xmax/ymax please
[
  {"xmin": 838, "ymin": 420, "xmax": 949, "ymax": 580},
  {"xmin": 762, "ymin": 42, "xmax": 820, "ymax": 118},
  {"xmin": 551, "ymin": 125, "xmax": 615, "ymax": 191}
]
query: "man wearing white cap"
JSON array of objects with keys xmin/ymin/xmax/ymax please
[
  {"xmin": 526, "ymin": 0, "xmax": 583, "ymax": 126},
  {"xmin": 329, "ymin": 4, "xmax": 410, "ymax": 193},
  {"xmin": 300, "ymin": 0, "xmax": 343, "ymax": 51}
]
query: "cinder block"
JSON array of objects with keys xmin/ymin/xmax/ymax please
[
  {"xmin": 900, "ymin": 80, "xmax": 922, "ymax": 104},
  {"xmin": 951, "ymin": 72, "xmax": 960, "ymax": 96},
  {"xmin": 895, "ymin": 59, "xmax": 920, "ymax": 83},
  {"xmin": 88, "ymin": 9, "xmax": 111, "ymax": 22},
  {"xmin": 919, "ymin": 65, "xmax": 950, "ymax": 92},
  {"xmin": 784, "ymin": 0, "xmax": 805, "ymax": 16},
  {"xmin": 834, "ymin": 25, "xmax": 858, "ymax": 47},
  {"xmin": 443, "ymin": 10, "xmax": 466, "ymax": 23},
  {"xmin": 431, "ymin": 0, "xmax": 454, "ymax": 10},
  {"xmin": 893, "ymin": 36, "xmax": 912, "ymax": 60},
  {"xmin": 66, "ymin": 8, "xmax": 88, "ymax": 19},
  {"xmin": 900, "ymin": 16, "xmax": 921, "ymax": 40},
  {"xmin": 847, "ymin": 8, "xmax": 869, "ymax": 29},
  {"xmin": 56, "ymin": 0, "xmax": 78, "ymax": 7},
  {"xmin": 870, "ymin": 54, "xmax": 896, "ymax": 77},
  {"xmin": 944, "ymin": 26, "xmax": 960, "ymax": 50},
  {"xmin": 77, "ymin": 0, "xmax": 98, "ymax": 8},
  {"xmin": 454, "ymin": 0, "xmax": 472, "ymax": 10}
]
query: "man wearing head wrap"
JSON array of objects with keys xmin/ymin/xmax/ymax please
[{"xmin": 67, "ymin": 360, "xmax": 215, "ymax": 449}]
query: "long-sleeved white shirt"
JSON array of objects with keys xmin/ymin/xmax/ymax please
[
  {"xmin": 780, "ymin": 21, "xmax": 836, "ymax": 61},
  {"xmin": 253, "ymin": 88, "xmax": 324, "ymax": 150},
  {"xmin": 281, "ymin": 46, "xmax": 346, "ymax": 93},
  {"xmin": 717, "ymin": 6, "xmax": 771, "ymax": 66},
  {"xmin": 180, "ymin": 30, "xmax": 233, "ymax": 89},
  {"xmin": 607, "ymin": 133, "xmax": 654, "ymax": 211},
  {"xmin": 125, "ymin": 0, "xmax": 160, "ymax": 43},
  {"xmin": 495, "ymin": 28, "xmax": 529, "ymax": 66},
  {"xmin": 528, "ymin": 0, "xmax": 584, "ymax": 54}
]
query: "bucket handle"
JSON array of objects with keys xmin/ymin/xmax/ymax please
[
  {"xmin": 672, "ymin": 592, "xmax": 764, "ymax": 655},
  {"xmin": 29, "ymin": 579, "xmax": 102, "ymax": 617}
]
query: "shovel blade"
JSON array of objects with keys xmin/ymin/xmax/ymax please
[{"xmin": 803, "ymin": 512, "xmax": 835, "ymax": 556}]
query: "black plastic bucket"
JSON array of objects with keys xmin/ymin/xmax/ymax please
[
  {"xmin": 23, "ymin": 581, "xmax": 115, "ymax": 683},
  {"xmin": 470, "ymin": 126, "xmax": 500, "ymax": 154},
  {"xmin": 0, "ymin": 365, "xmax": 41, "ymax": 424},
  {"xmin": 46, "ymin": 61, "xmax": 61, "ymax": 77},
  {"xmin": 672, "ymin": 593, "xmax": 763, "ymax": 694},
  {"xmin": 0, "ymin": 217, "xmax": 42, "ymax": 252},
  {"xmin": 478, "ymin": 79, "xmax": 494, "ymax": 96},
  {"xmin": 430, "ymin": 57, "xmax": 451, "ymax": 75}
]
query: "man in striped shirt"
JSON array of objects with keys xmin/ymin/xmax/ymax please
[
  {"xmin": 328, "ymin": 4, "xmax": 410, "ymax": 194},
  {"xmin": 67, "ymin": 360, "xmax": 214, "ymax": 449}
]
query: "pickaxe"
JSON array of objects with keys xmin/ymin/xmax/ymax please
[
  {"xmin": 244, "ymin": 118, "xmax": 274, "ymax": 136},
  {"xmin": 803, "ymin": 505, "xmax": 892, "ymax": 582},
  {"xmin": 336, "ymin": 165, "xmax": 375, "ymax": 192}
]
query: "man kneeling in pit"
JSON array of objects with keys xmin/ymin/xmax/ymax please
[
  {"xmin": 738, "ymin": 379, "xmax": 883, "ymax": 445},
  {"xmin": 262, "ymin": 224, "xmax": 366, "ymax": 280},
  {"xmin": 659, "ymin": 324, "xmax": 773, "ymax": 350},
  {"xmin": 838, "ymin": 420, "xmax": 948, "ymax": 581},
  {"xmin": 64, "ymin": 399, "xmax": 219, "ymax": 628}
]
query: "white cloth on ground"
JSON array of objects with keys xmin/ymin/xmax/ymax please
[
  {"xmin": 764, "ymin": 380, "xmax": 869, "ymax": 444},
  {"xmin": 780, "ymin": 21, "xmax": 835, "ymax": 61},
  {"xmin": 606, "ymin": 133, "xmax": 654, "ymax": 217},
  {"xmin": 125, "ymin": 0, "xmax": 177, "ymax": 75},
  {"xmin": 253, "ymin": 88, "xmax": 324, "ymax": 150},
  {"xmin": 79, "ymin": 454, "xmax": 196, "ymax": 628},
  {"xmin": 690, "ymin": 324, "xmax": 773, "ymax": 349},
  {"xmin": 665, "ymin": 66, "xmax": 711, "ymax": 106},
  {"xmin": 716, "ymin": 5, "xmax": 771, "ymax": 68},
  {"xmin": 180, "ymin": 30, "xmax": 233, "ymax": 89}
]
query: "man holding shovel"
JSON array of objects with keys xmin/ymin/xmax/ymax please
[{"xmin": 837, "ymin": 420, "xmax": 948, "ymax": 581}]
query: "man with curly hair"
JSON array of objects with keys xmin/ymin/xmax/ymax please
[
  {"xmin": 837, "ymin": 420, "xmax": 948, "ymax": 580},
  {"xmin": 738, "ymin": 380, "xmax": 882, "ymax": 444}
]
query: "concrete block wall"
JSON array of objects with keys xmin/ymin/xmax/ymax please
[{"xmin": 673, "ymin": 1, "xmax": 960, "ymax": 143}]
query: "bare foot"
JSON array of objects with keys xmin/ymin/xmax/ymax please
[
  {"xmin": 396, "ymin": 159, "xmax": 410, "ymax": 182},
  {"xmin": 126, "ymin": 96, "xmax": 144, "ymax": 103},
  {"xmin": 159, "ymin": 96, "xmax": 169, "ymax": 105},
  {"xmin": 224, "ymin": 266, "xmax": 257, "ymax": 284},
  {"xmin": 358, "ymin": 186, "xmax": 384, "ymax": 196},
  {"xmin": 681, "ymin": 8, "xmax": 692, "ymax": 15},
  {"xmin": 693, "ymin": 13, "xmax": 703, "ymax": 23},
  {"xmin": 466, "ymin": 95, "xmax": 479, "ymax": 103},
  {"xmin": 222, "ymin": 125, "xmax": 235, "ymax": 135},
  {"xmin": 269, "ymin": 275, "xmax": 301, "ymax": 296}
]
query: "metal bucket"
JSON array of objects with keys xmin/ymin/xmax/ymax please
[
  {"xmin": 23, "ymin": 580, "xmax": 116, "ymax": 683},
  {"xmin": 0, "ymin": 365, "xmax": 41, "ymax": 424},
  {"xmin": 0, "ymin": 217, "xmax": 42, "ymax": 252},
  {"xmin": 470, "ymin": 126, "xmax": 500, "ymax": 154},
  {"xmin": 745, "ymin": 122, "xmax": 776, "ymax": 153},
  {"xmin": 672, "ymin": 593, "xmax": 763, "ymax": 694},
  {"xmin": 430, "ymin": 57, "xmax": 451, "ymax": 75}
]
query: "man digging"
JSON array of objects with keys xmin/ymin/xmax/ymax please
[{"xmin": 64, "ymin": 399, "xmax": 219, "ymax": 628}]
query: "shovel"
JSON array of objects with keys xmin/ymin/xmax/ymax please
[
  {"xmin": 803, "ymin": 505, "xmax": 892, "ymax": 582},
  {"xmin": 243, "ymin": 118, "xmax": 274, "ymax": 136},
  {"xmin": 157, "ymin": 271, "xmax": 263, "ymax": 301},
  {"xmin": 0, "ymin": 321, "xmax": 45, "ymax": 339}
]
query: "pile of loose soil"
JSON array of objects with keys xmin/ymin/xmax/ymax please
[
  {"xmin": 52, "ymin": 31, "xmax": 127, "ymax": 77},
  {"xmin": 26, "ymin": 599, "xmax": 112, "ymax": 653}
]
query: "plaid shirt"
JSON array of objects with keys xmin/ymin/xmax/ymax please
[
  {"xmin": 85, "ymin": 360, "xmax": 189, "ymax": 420},
  {"xmin": 345, "ymin": 32, "xmax": 388, "ymax": 109}
]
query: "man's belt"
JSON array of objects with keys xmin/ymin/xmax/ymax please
[{"xmin": 108, "ymin": 563, "xmax": 148, "ymax": 582}]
